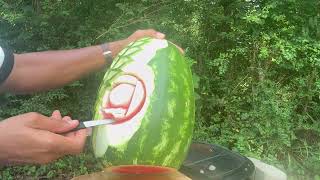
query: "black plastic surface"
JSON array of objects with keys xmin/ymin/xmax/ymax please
[{"xmin": 180, "ymin": 142, "xmax": 255, "ymax": 180}]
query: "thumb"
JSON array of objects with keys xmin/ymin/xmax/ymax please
[
  {"xmin": 25, "ymin": 112, "xmax": 79, "ymax": 133},
  {"xmin": 170, "ymin": 42, "xmax": 185, "ymax": 54}
]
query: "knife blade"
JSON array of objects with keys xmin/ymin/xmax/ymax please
[{"xmin": 73, "ymin": 119, "xmax": 116, "ymax": 131}]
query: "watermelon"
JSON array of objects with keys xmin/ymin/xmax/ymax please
[
  {"xmin": 72, "ymin": 165, "xmax": 191, "ymax": 180},
  {"xmin": 92, "ymin": 38, "xmax": 195, "ymax": 169}
]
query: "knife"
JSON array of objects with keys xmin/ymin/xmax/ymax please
[{"xmin": 71, "ymin": 119, "xmax": 116, "ymax": 132}]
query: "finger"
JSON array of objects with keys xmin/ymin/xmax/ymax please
[
  {"xmin": 155, "ymin": 32, "xmax": 165, "ymax": 39},
  {"xmin": 64, "ymin": 127, "xmax": 91, "ymax": 138},
  {"xmin": 131, "ymin": 29, "xmax": 165, "ymax": 41},
  {"xmin": 26, "ymin": 112, "xmax": 79, "ymax": 133},
  {"xmin": 62, "ymin": 116, "xmax": 72, "ymax": 123},
  {"xmin": 69, "ymin": 129, "xmax": 87, "ymax": 154},
  {"xmin": 63, "ymin": 131, "xmax": 77, "ymax": 137},
  {"xmin": 144, "ymin": 29, "xmax": 166, "ymax": 39},
  {"xmin": 143, "ymin": 29, "xmax": 165, "ymax": 39},
  {"xmin": 51, "ymin": 110, "xmax": 62, "ymax": 120},
  {"xmin": 51, "ymin": 130, "xmax": 87, "ymax": 155},
  {"xmin": 60, "ymin": 117, "xmax": 82, "ymax": 137},
  {"xmin": 171, "ymin": 42, "xmax": 185, "ymax": 54},
  {"xmin": 62, "ymin": 116, "xmax": 71, "ymax": 121}
]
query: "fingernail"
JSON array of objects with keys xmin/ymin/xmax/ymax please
[
  {"xmin": 52, "ymin": 110, "xmax": 60, "ymax": 116},
  {"xmin": 156, "ymin": 32, "xmax": 165, "ymax": 39}
]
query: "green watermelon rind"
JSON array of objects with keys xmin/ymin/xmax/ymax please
[{"xmin": 92, "ymin": 38, "xmax": 195, "ymax": 169}]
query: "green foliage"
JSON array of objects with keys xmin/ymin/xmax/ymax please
[
  {"xmin": 0, "ymin": 153, "xmax": 104, "ymax": 180},
  {"xmin": 1, "ymin": 0, "xmax": 320, "ymax": 179}
]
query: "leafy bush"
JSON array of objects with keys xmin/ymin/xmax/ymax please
[{"xmin": 0, "ymin": 0, "xmax": 319, "ymax": 179}]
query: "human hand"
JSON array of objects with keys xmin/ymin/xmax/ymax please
[
  {"xmin": 0, "ymin": 110, "xmax": 87, "ymax": 165},
  {"xmin": 108, "ymin": 29, "xmax": 166, "ymax": 58}
]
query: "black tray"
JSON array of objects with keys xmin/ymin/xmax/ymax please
[{"xmin": 180, "ymin": 142, "xmax": 255, "ymax": 180}]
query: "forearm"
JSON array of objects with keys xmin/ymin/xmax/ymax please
[
  {"xmin": 1, "ymin": 45, "xmax": 106, "ymax": 93},
  {"xmin": 0, "ymin": 29, "xmax": 165, "ymax": 94}
]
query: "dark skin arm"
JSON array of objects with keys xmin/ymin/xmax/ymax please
[{"xmin": 0, "ymin": 29, "xmax": 165, "ymax": 94}]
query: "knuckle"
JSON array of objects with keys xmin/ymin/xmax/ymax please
[
  {"xmin": 45, "ymin": 137, "xmax": 57, "ymax": 149},
  {"xmin": 26, "ymin": 112, "xmax": 42, "ymax": 124},
  {"xmin": 28, "ymin": 112, "xmax": 41, "ymax": 120}
]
